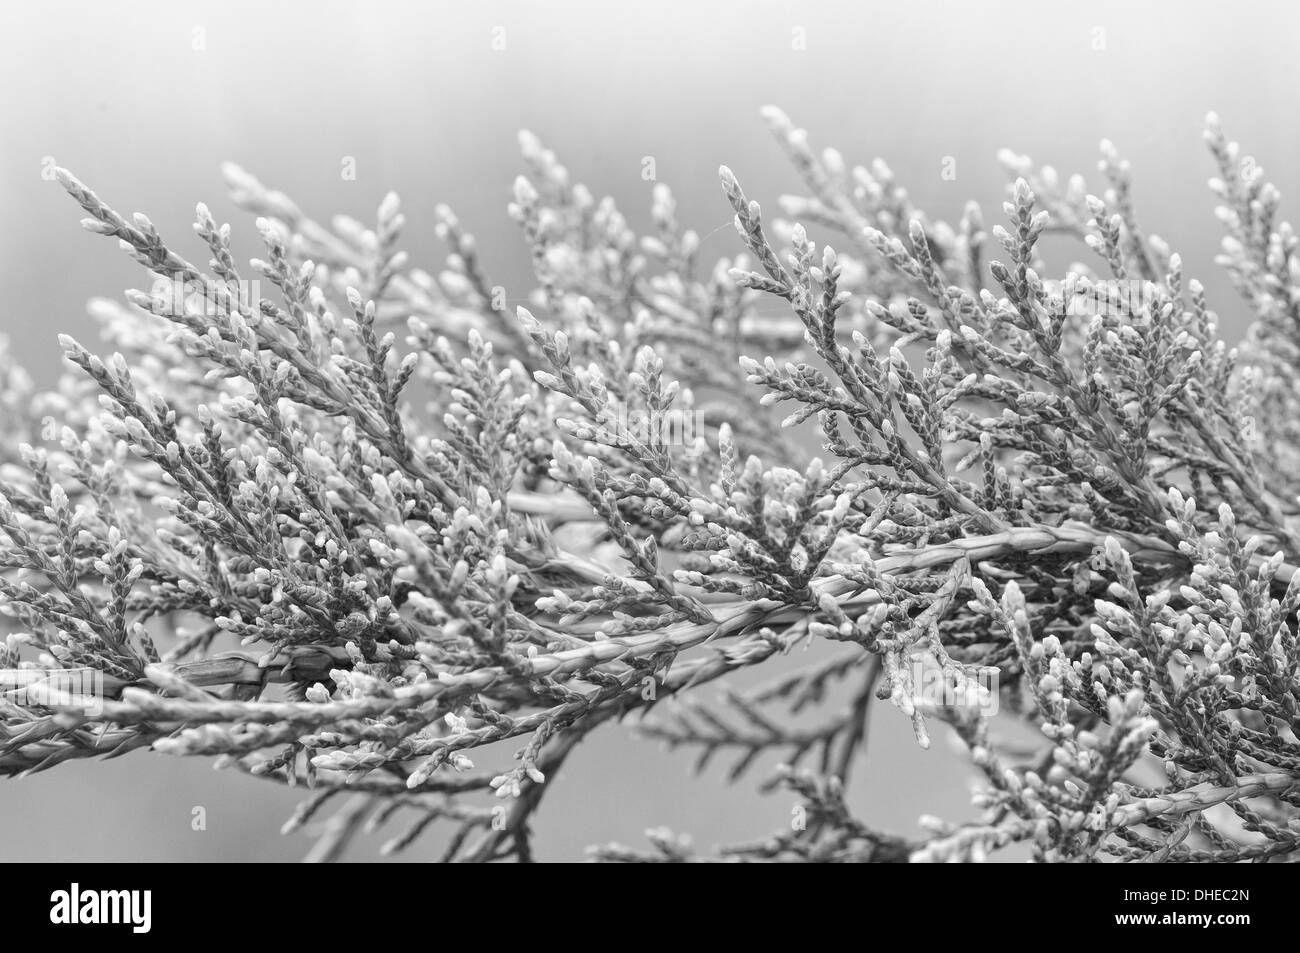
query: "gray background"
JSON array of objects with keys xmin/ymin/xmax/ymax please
[{"xmin": 0, "ymin": 0, "xmax": 1295, "ymax": 860}]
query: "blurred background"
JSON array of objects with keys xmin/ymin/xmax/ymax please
[{"xmin": 0, "ymin": 0, "xmax": 1297, "ymax": 861}]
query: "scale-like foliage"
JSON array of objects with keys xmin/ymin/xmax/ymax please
[{"xmin": 1, "ymin": 110, "xmax": 1298, "ymax": 862}]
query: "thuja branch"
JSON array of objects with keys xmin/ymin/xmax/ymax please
[
  {"xmin": 1, "ymin": 108, "xmax": 1298, "ymax": 862},
  {"xmin": 17, "ymin": 517, "xmax": 1277, "ymax": 705}
]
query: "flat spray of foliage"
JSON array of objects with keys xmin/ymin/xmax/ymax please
[{"xmin": 1, "ymin": 109, "xmax": 1298, "ymax": 862}]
